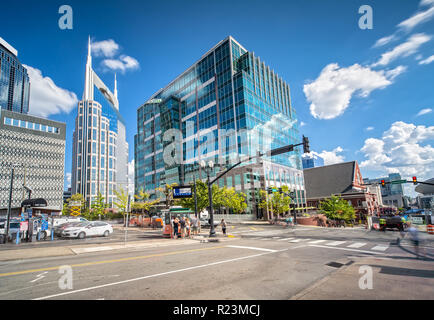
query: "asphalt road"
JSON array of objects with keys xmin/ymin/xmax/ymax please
[{"xmin": 0, "ymin": 225, "xmax": 433, "ymax": 300}]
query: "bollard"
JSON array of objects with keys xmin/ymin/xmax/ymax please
[
  {"xmin": 16, "ymin": 231, "xmax": 20, "ymax": 244},
  {"xmin": 37, "ymin": 231, "xmax": 40, "ymax": 241},
  {"xmin": 51, "ymin": 229, "xmax": 54, "ymax": 241}
]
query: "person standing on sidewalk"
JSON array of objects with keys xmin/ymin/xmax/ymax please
[
  {"xmin": 173, "ymin": 217, "xmax": 180, "ymax": 239},
  {"xmin": 221, "ymin": 219, "xmax": 227, "ymax": 236},
  {"xmin": 191, "ymin": 216, "xmax": 198, "ymax": 235},
  {"xmin": 186, "ymin": 218, "xmax": 191, "ymax": 238},
  {"xmin": 180, "ymin": 217, "xmax": 186, "ymax": 239}
]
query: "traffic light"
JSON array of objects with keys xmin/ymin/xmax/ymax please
[
  {"xmin": 302, "ymin": 135, "xmax": 310, "ymax": 154},
  {"xmin": 412, "ymin": 176, "xmax": 417, "ymax": 185},
  {"xmin": 381, "ymin": 180, "xmax": 385, "ymax": 187}
]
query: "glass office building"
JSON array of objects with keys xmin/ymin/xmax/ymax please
[
  {"xmin": 135, "ymin": 36, "xmax": 306, "ymax": 217},
  {"xmin": 0, "ymin": 37, "xmax": 30, "ymax": 114},
  {"xmin": 302, "ymin": 153, "xmax": 325, "ymax": 169},
  {"xmin": 71, "ymin": 39, "xmax": 129, "ymax": 207}
]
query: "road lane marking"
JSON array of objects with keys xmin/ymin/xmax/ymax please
[
  {"xmin": 33, "ymin": 249, "xmax": 286, "ymax": 300},
  {"xmin": 226, "ymin": 245, "xmax": 277, "ymax": 253},
  {"xmin": 371, "ymin": 245, "xmax": 389, "ymax": 252},
  {"xmin": 277, "ymin": 238, "xmax": 294, "ymax": 241},
  {"xmin": 347, "ymin": 242, "xmax": 367, "ymax": 248},
  {"xmin": 308, "ymin": 240, "xmax": 327, "ymax": 244},
  {"xmin": 29, "ymin": 272, "xmax": 48, "ymax": 283},
  {"xmin": 326, "ymin": 241, "xmax": 346, "ymax": 246},
  {"xmin": 289, "ymin": 239, "xmax": 303, "ymax": 242},
  {"xmin": 308, "ymin": 244, "xmax": 382, "ymax": 255},
  {"xmin": 272, "ymin": 237, "xmax": 281, "ymax": 239},
  {"xmin": 0, "ymin": 246, "xmax": 226, "ymax": 278}
]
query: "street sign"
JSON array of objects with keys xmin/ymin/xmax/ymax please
[
  {"xmin": 69, "ymin": 201, "xmax": 82, "ymax": 207},
  {"xmin": 41, "ymin": 220, "xmax": 48, "ymax": 231},
  {"xmin": 390, "ymin": 180, "xmax": 407, "ymax": 185},
  {"xmin": 20, "ymin": 221, "xmax": 28, "ymax": 232},
  {"xmin": 70, "ymin": 207, "xmax": 81, "ymax": 216},
  {"xmin": 173, "ymin": 186, "xmax": 193, "ymax": 199},
  {"xmin": 27, "ymin": 208, "xmax": 32, "ymax": 218}
]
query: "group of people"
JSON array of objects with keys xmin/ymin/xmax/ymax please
[
  {"xmin": 171, "ymin": 216, "xmax": 200, "ymax": 239},
  {"xmin": 171, "ymin": 216, "xmax": 228, "ymax": 238}
]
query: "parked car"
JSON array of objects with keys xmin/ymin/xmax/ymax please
[
  {"xmin": 0, "ymin": 219, "xmax": 21, "ymax": 241},
  {"xmin": 60, "ymin": 221, "xmax": 113, "ymax": 239}
]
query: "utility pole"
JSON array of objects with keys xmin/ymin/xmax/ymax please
[
  {"xmin": 5, "ymin": 166, "xmax": 15, "ymax": 244},
  {"xmin": 194, "ymin": 177, "xmax": 198, "ymax": 218}
]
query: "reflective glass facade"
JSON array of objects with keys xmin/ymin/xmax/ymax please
[
  {"xmin": 0, "ymin": 40, "xmax": 30, "ymax": 114},
  {"xmin": 135, "ymin": 37, "xmax": 306, "ymax": 215}
]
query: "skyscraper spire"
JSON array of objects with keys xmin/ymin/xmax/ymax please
[
  {"xmin": 83, "ymin": 36, "xmax": 93, "ymax": 100},
  {"xmin": 114, "ymin": 73, "xmax": 118, "ymax": 100}
]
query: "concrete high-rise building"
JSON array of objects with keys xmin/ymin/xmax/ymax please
[
  {"xmin": 0, "ymin": 109, "xmax": 66, "ymax": 215},
  {"xmin": 0, "ymin": 37, "xmax": 30, "ymax": 114},
  {"xmin": 71, "ymin": 38, "xmax": 129, "ymax": 207},
  {"xmin": 363, "ymin": 173, "xmax": 405, "ymax": 208},
  {"xmin": 135, "ymin": 36, "xmax": 306, "ymax": 218}
]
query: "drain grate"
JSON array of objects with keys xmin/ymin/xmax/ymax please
[{"xmin": 326, "ymin": 262, "xmax": 344, "ymax": 268}]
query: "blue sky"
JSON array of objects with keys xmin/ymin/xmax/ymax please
[{"xmin": 1, "ymin": 0, "xmax": 433, "ymax": 196}]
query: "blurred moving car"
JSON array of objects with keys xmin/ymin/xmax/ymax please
[
  {"xmin": 54, "ymin": 221, "xmax": 83, "ymax": 237},
  {"xmin": 61, "ymin": 221, "xmax": 113, "ymax": 239},
  {"xmin": 0, "ymin": 218, "xmax": 20, "ymax": 241}
]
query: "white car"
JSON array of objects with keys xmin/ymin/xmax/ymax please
[
  {"xmin": 61, "ymin": 221, "xmax": 113, "ymax": 239},
  {"xmin": 52, "ymin": 217, "xmax": 88, "ymax": 227}
]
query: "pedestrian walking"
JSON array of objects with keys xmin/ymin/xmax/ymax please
[
  {"xmin": 221, "ymin": 219, "xmax": 227, "ymax": 236},
  {"xmin": 407, "ymin": 222, "xmax": 425, "ymax": 258}
]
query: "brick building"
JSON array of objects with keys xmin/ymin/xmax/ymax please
[{"xmin": 303, "ymin": 161, "xmax": 381, "ymax": 221}]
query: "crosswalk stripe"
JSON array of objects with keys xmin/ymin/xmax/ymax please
[
  {"xmin": 347, "ymin": 242, "xmax": 367, "ymax": 248},
  {"xmin": 326, "ymin": 241, "xmax": 346, "ymax": 246},
  {"xmin": 308, "ymin": 240, "xmax": 327, "ymax": 244},
  {"xmin": 371, "ymin": 245, "xmax": 389, "ymax": 251}
]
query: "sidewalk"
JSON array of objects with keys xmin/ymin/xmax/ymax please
[
  {"xmin": 291, "ymin": 255, "xmax": 434, "ymax": 300},
  {"xmin": 0, "ymin": 233, "xmax": 228, "ymax": 262}
]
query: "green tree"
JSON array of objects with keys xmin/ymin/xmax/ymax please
[
  {"xmin": 156, "ymin": 183, "xmax": 178, "ymax": 208},
  {"xmin": 114, "ymin": 186, "xmax": 130, "ymax": 226},
  {"xmin": 179, "ymin": 180, "xmax": 247, "ymax": 215},
  {"xmin": 319, "ymin": 195, "xmax": 355, "ymax": 223},
  {"xmin": 91, "ymin": 192, "xmax": 107, "ymax": 220},
  {"xmin": 132, "ymin": 188, "xmax": 160, "ymax": 217},
  {"xmin": 258, "ymin": 185, "xmax": 292, "ymax": 220}
]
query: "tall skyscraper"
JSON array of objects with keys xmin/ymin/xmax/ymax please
[
  {"xmin": 302, "ymin": 153, "xmax": 324, "ymax": 169},
  {"xmin": 135, "ymin": 36, "xmax": 306, "ymax": 217},
  {"xmin": 0, "ymin": 37, "xmax": 30, "ymax": 114},
  {"xmin": 71, "ymin": 38, "xmax": 129, "ymax": 207}
]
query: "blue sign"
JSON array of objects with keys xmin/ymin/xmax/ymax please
[
  {"xmin": 27, "ymin": 208, "xmax": 32, "ymax": 218},
  {"xmin": 41, "ymin": 221, "xmax": 48, "ymax": 231},
  {"xmin": 173, "ymin": 186, "xmax": 193, "ymax": 199}
]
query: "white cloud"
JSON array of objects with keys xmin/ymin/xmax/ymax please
[
  {"xmin": 360, "ymin": 121, "xmax": 434, "ymax": 181},
  {"xmin": 372, "ymin": 33, "xmax": 431, "ymax": 67},
  {"xmin": 373, "ymin": 35, "xmax": 397, "ymax": 48},
  {"xmin": 91, "ymin": 39, "xmax": 119, "ymax": 58},
  {"xmin": 304, "ymin": 63, "xmax": 405, "ymax": 120},
  {"xmin": 300, "ymin": 121, "xmax": 306, "ymax": 127},
  {"xmin": 308, "ymin": 147, "xmax": 345, "ymax": 166},
  {"xmin": 102, "ymin": 55, "xmax": 140, "ymax": 73},
  {"xmin": 416, "ymin": 108, "xmax": 433, "ymax": 116},
  {"xmin": 23, "ymin": 65, "xmax": 78, "ymax": 117},
  {"xmin": 397, "ymin": 5, "xmax": 434, "ymax": 31},
  {"xmin": 128, "ymin": 160, "xmax": 135, "ymax": 196},
  {"xmin": 365, "ymin": 126, "xmax": 375, "ymax": 131},
  {"xmin": 419, "ymin": 54, "xmax": 434, "ymax": 64}
]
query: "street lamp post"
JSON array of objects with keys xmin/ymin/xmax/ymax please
[{"xmin": 200, "ymin": 160, "xmax": 216, "ymax": 237}]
